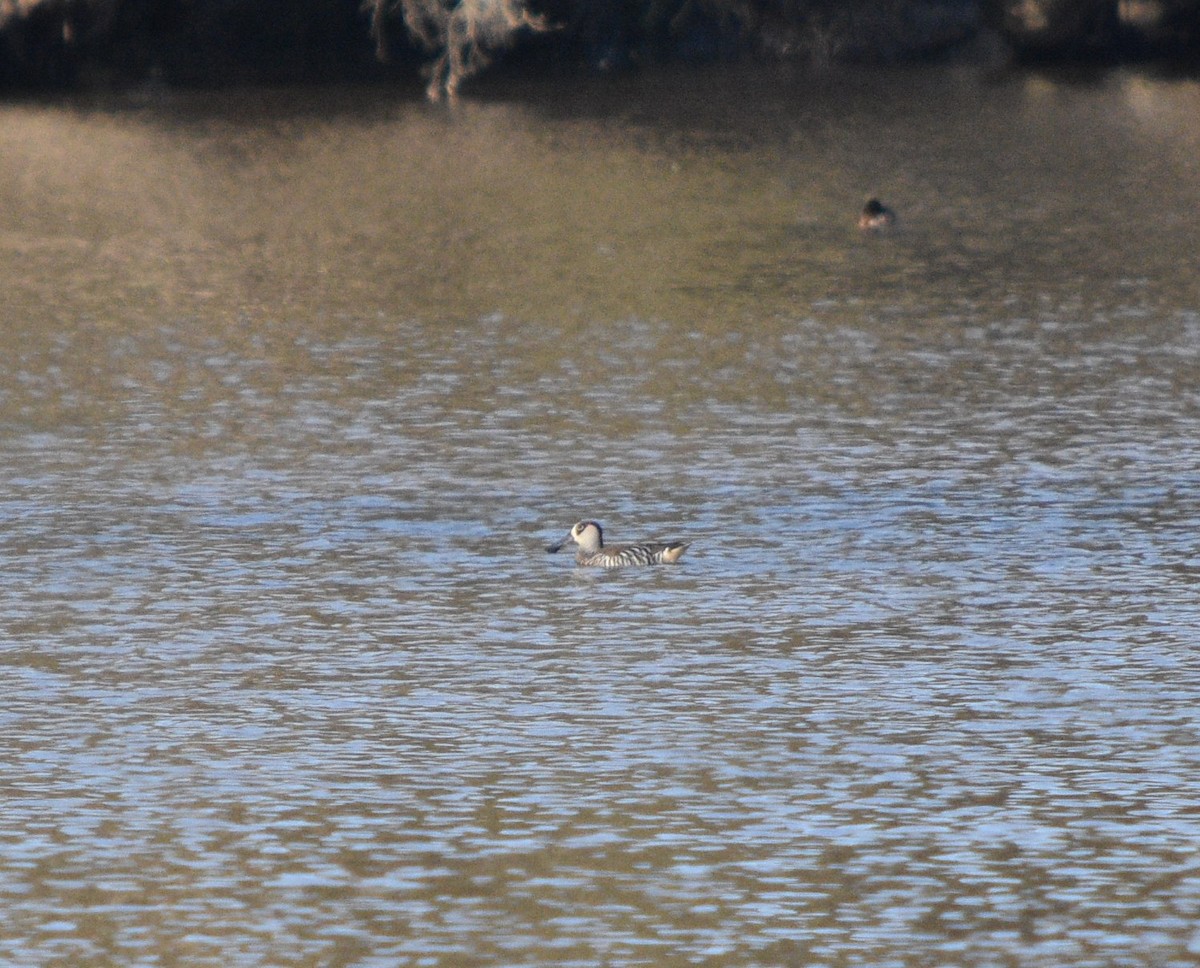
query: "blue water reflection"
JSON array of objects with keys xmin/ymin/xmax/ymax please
[{"xmin": 4, "ymin": 68, "xmax": 1200, "ymax": 967}]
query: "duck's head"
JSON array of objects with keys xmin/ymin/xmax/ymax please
[{"xmin": 546, "ymin": 520, "xmax": 604, "ymax": 554}]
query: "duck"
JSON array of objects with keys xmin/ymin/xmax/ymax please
[
  {"xmin": 546, "ymin": 520, "xmax": 690, "ymax": 568},
  {"xmin": 858, "ymin": 197, "xmax": 896, "ymax": 231}
]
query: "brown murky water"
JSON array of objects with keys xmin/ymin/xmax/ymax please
[{"xmin": 3, "ymin": 64, "xmax": 1200, "ymax": 966}]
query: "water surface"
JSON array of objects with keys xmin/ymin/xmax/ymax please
[{"xmin": 2, "ymin": 65, "xmax": 1200, "ymax": 966}]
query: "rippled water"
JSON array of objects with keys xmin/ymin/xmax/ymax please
[{"xmin": 3, "ymin": 65, "xmax": 1200, "ymax": 966}]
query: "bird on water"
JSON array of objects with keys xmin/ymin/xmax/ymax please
[
  {"xmin": 546, "ymin": 520, "xmax": 690, "ymax": 568},
  {"xmin": 859, "ymin": 197, "xmax": 896, "ymax": 231}
]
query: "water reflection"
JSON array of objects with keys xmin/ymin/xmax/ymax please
[{"xmin": 3, "ymin": 66, "xmax": 1200, "ymax": 966}]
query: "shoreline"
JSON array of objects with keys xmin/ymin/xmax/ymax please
[{"xmin": 2, "ymin": 1, "xmax": 1199, "ymax": 100}]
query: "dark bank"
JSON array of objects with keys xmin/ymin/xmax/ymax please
[{"xmin": 3, "ymin": 0, "xmax": 1200, "ymax": 99}]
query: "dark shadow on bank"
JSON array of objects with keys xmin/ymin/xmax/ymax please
[{"xmin": 3, "ymin": 0, "xmax": 1200, "ymax": 100}]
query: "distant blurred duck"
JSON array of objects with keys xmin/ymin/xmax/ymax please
[
  {"xmin": 859, "ymin": 197, "xmax": 896, "ymax": 231},
  {"xmin": 547, "ymin": 520, "xmax": 690, "ymax": 568}
]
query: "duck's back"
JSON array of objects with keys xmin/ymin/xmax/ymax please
[{"xmin": 578, "ymin": 541, "xmax": 689, "ymax": 568}]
